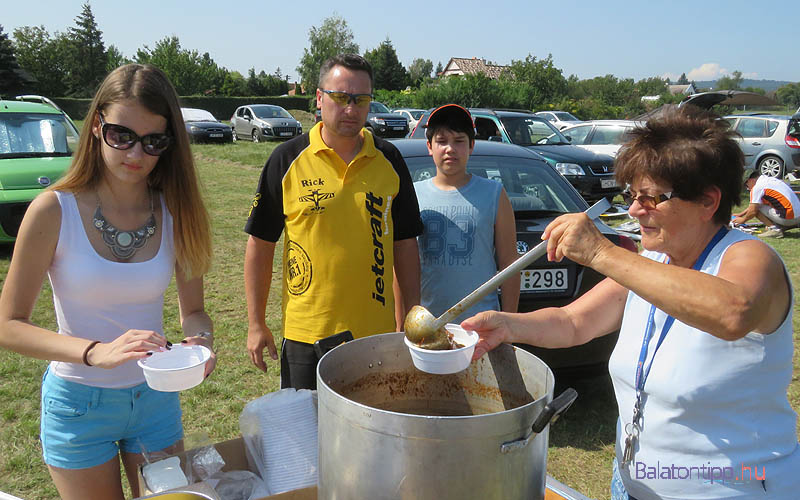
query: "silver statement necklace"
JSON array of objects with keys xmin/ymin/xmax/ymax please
[{"xmin": 93, "ymin": 191, "xmax": 157, "ymax": 260}]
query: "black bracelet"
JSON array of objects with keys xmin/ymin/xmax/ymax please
[{"xmin": 83, "ymin": 341, "xmax": 101, "ymax": 366}]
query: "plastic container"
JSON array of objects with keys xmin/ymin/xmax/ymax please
[
  {"xmin": 404, "ymin": 323, "xmax": 478, "ymax": 374},
  {"xmin": 138, "ymin": 345, "xmax": 211, "ymax": 392}
]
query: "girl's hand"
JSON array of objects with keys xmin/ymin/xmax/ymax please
[
  {"xmin": 87, "ymin": 330, "xmax": 166, "ymax": 369},
  {"xmin": 182, "ymin": 333, "xmax": 216, "ymax": 378}
]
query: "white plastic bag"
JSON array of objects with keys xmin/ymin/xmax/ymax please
[{"xmin": 239, "ymin": 389, "xmax": 318, "ymax": 494}]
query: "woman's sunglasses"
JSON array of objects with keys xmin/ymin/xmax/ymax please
[
  {"xmin": 98, "ymin": 113, "xmax": 172, "ymax": 156},
  {"xmin": 621, "ymin": 189, "xmax": 675, "ymax": 210},
  {"xmin": 320, "ymin": 89, "xmax": 372, "ymax": 107}
]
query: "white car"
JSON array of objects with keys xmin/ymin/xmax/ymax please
[
  {"xmin": 560, "ymin": 120, "xmax": 644, "ymax": 158},
  {"xmin": 533, "ymin": 111, "xmax": 583, "ymax": 130},
  {"xmin": 392, "ymin": 108, "xmax": 426, "ymax": 132}
]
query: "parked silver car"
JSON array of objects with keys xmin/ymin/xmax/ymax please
[
  {"xmin": 392, "ymin": 108, "xmax": 426, "ymax": 131},
  {"xmin": 533, "ymin": 110, "xmax": 583, "ymax": 130},
  {"xmin": 561, "ymin": 120, "xmax": 644, "ymax": 158},
  {"xmin": 230, "ymin": 104, "xmax": 302, "ymax": 142},
  {"xmin": 723, "ymin": 114, "xmax": 799, "ymax": 178}
]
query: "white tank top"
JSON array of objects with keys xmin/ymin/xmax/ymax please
[
  {"xmin": 610, "ymin": 229, "xmax": 800, "ymax": 499},
  {"xmin": 48, "ymin": 190, "xmax": 175, "ymax": 388}
]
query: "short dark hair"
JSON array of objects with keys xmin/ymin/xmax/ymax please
[
  {"xmin": 615, "ymin": 106, "xmax": 744, "ymax": 225},
  {"xmin": 318, "ymin": 54, "xmax": 373, "ymax": 90},
  {"xmin": 425, "ymin": 104, "xmax": 476, "ymax": 143}
]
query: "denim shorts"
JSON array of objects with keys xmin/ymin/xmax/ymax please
[{"xmin": 40, "ymin": 369, "xmax": 183, "ymax": 469}]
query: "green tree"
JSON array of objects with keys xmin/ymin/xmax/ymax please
[
  {"xmin": 66, "ymin": 2, "xmax": 106, "ymax": 96},
  {"xmin": 221, "ymin": 71, "xmax": 248, "ymax": 96},
  {"xmin": 13, "ymin": 25, "xmax": 71, "ymax": 96},
  {"xmin": 106, "ymin": 44, "xmax": 129, "ymax": 72},
  {"xmin": 677, "ymin": 72, "xmax": 689, "ymax": 85},
  {"xmin": 408, "ymin": 58, "xmax": 433, "ymax": 87},
  {"xmin": 507, "ymin": 54, "xmax": 568, "ymax": 109},
  {"xmin": 776, "ymin": 82, "xmax": 800, "ymax": 109},
  {"xmin": 363, "ymin": 38, "xmax": 408, "ymax": 91},
  {"xmin": 435, "ymin": 61, "xmax": 443, "ymax": 78},
  {"xmin": 716, "ymin": 70, "xmax": 743, "ymax": 90},
  {"xmin": 0, "ymin": 24, "xmax": 30, "ymax": 96},
  {"xmin": 136, "ymin": 36, "xmax": 225, "ymax": 95},
  {"xmin": 635, "ymin": 76, "xmax": 667, "ymax": 97},
  {"xmin": 296, "ymin": 15, "xmax": 359, "ymax": 93}
]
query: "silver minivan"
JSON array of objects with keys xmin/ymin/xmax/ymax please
[
  {"xmin": 230, "ymin": 104, "xmax": 302, "ymax": 142},
  {"xmin": 724, "ymin": 114, "xmax": 798, "ymax": 178}
]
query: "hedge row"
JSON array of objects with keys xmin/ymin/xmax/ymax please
[{"xmin": 53, "ymin": 96, "xmax": 315, "ymax": 121}]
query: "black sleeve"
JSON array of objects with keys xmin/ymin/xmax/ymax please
[
  {"xmin": 375, "ymin": 137, "xmax": 424, "ymax": 241},
  {"xmin": 244, "ymin": 135, "xmax": 309, "ymax": 242}
]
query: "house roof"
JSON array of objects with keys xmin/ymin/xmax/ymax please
[{"xmin": 441, "ymin": 57, "xmax": 509, "ymax": 79}]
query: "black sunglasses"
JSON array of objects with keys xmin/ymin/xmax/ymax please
[
  {"xmin": 98, "ymin": 113, "xmax": 172, "ymax": 156},
  {"xmin": 320, "ymin": 89, "xmax": 372, "ymax": 107},
  {"xmin": 621, "ymin": 189, "xmax": 676, "ymax": 210}
]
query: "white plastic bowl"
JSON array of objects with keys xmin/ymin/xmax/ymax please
[
  {"xmin": 404, "ymin": 323, "xmax": 478, "ymax": 374},
  {"xmin": 138, "ymin": 345, "xmax": 211, "ymax": 392}
]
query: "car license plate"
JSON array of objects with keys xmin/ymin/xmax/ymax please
[
  {"xmin": 601, "ymin": 179, "xmax": 617, "ymax": 188},
  {"xmin": 393, "ymin": 126, "xmax": 405, "ymax": 130},
  {"xmin": 280, "ymin": 131, "xmax": 293, "ymax": 136},
  {"xmin": 520, "ymin": 268, "xmax": 568, "ymax": 291},
  {"xmin": 209, "ymin": 133, "xmax": 223, "ymax": 138}
]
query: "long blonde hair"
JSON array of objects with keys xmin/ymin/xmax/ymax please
[{"xmin": 52, "ymin": 64, "xmax": 212, "ymax": 278}]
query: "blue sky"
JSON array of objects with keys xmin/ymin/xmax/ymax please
[{"xmin": 4, "ymin": 0, "xmax": 798, "ymax": 84}]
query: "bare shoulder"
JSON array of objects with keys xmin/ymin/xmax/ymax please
[
  {"xmin": 718, "ymin": 238, "xmax": 784, "ymax": 280},
  {"xmin": 16, "ymin": 191, "xmax": 62, "ymax": 246}
]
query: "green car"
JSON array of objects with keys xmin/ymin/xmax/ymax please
[{"xmin": 0, "ymin": 96, "xmax": 80, "ymax": 243}]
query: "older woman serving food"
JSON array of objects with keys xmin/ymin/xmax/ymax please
[{"xmin": 462, "ymin": 107, "xmax": 800, "ymax": 499}]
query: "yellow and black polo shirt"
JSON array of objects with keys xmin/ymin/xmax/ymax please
[{"xmin": 245, "ymin": 123, "xmax": 423, "ymax": 344}]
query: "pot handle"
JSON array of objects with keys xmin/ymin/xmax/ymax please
[
  {"xmin": 500, "ymin": 388, "xmax": 578, "ymax": 454},
  {"xmin": 531, "ymin": 387, "xmax": 578, "ymax": 434}
]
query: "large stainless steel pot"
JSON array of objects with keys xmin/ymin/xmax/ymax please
[{"xmin": 317, "ymin": 332, "xmax": 576, "ymax": 500}]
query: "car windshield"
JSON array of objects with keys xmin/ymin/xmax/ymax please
[
  {"xmin": 182, "ymin": 109, "xmax": 217, "ymax": 122},
  {"xmin": 0, "ymin": 113, "xmax": 79, "ymax": 158},
  {"xmin": 405, "ymin": 154, "xmax": 584, "ymax": 213},
  {"xmin": 553, "ymin": 112, "xmax": 579, "ymax": 121},
  {"xmin": 370, "ymin": 102, "xmax": 390, "ymax": 113},
  {"xmin": 589, "ymin": 126, "xmax": 631, "ymax": 145},
  {"xmin": 253, "ymin": 106, "xmax": 292, "ymax": 119},
  {"xmin": 499, "ymin": 116, "xmax": 570, "ymax": 146}
]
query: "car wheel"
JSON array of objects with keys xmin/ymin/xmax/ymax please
[
  {"xmin": 252, "ymin": 130, "xmax": 260, "ymax": 143},
  {"xmin": 758, "ymin": 155, "xmax": 784, "ymax": 178},
  {"xmin": 232, "ymin": 129, "xmax": 238, "ymax": 142}
]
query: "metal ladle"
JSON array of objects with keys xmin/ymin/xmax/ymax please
[{"xmin": 404, "ymin": 198, "xmax": 611, "ymax": 347}]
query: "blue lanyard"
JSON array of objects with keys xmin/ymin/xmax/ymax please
[{"xmin": 633, "ymin": 226, "xmax": 728, "ymax": 393}]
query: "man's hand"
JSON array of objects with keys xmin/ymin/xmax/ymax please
[{"xmin": 247, "ymin": 323, "xmax": 278, "ymax": 372}]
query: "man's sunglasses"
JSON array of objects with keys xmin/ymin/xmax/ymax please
[
  {"xmin": 320, "ymin": 89, "xmax": 372, "ymax": 107},
  {"xmin": 98, "ymin": 113, "xmax": 172, "ymax": 156},
  {"xmin": 621, "ymin": 189, "xmax": 675, "ymax": 210}
]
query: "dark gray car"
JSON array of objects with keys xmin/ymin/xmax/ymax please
[
  {"xmin": 230, "ymin": 104, "xmax": 302, "ymax": 142},
  {"xmin": 366, "ymin": 101, "xmax": 409, "ymax": 138}
]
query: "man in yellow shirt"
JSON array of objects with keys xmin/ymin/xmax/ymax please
[{"xmin": 244, "ymin": 54, "xmax": 423, "ymax": 389}]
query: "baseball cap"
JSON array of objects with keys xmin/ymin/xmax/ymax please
[{"xmin": 425, "ymin": 104, "xmax": 474, "ymax": 131}]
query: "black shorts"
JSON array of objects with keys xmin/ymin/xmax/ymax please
[{"xmin": 280, "ymin": 338, "xmax": 318, "ymax": 390}]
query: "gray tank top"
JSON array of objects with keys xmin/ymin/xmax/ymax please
[{"xmin": 414, "ymin": 175, "xmax": 502, "ymax": 323}]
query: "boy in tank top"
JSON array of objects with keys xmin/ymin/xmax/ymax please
[{"xmin": 414, "ymin": 105, "xmax": 519, "ymax": 322}]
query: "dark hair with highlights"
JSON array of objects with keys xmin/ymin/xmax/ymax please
[
  {"xmin": 318, "ymin": 54, "xmax": 373, "ymax": 90},
  {"xmin": 614, "ymin": 106, "xmax": 744, "ymax": 224}
]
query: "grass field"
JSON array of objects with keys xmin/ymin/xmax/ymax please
[{"xmin": 0, "ymin": 115, "xmax": 798, "ymax": 499}]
